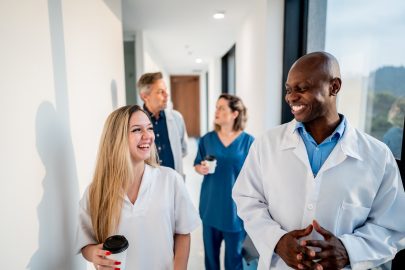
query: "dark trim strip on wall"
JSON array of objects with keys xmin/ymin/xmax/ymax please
[
  {"xmin": 281, "ymin": 0, "xmax": 309, "ymax": 124},
  {"xmin": 221, "ymin": 45, "xmax": 236, "ymax": 94},
  {"xmin": 398, "ymin": 116, "xmax": 405, "ymax": 184}
]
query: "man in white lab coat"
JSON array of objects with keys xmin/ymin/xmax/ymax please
[
  {"xmin": 232, "ymin": 52, "xmax": 405, "ymax": 270},
  {"xmin": 137, "ymin": 72, "xmax": 188, "ymax": 177}
]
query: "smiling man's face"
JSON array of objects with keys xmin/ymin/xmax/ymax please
[{"xmin": 285, "ymin": 57, "xmax": 337, "ymax": 124}]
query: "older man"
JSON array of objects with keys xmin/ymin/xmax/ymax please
[
  {"xmin": 137, "ymin": 72, "xmax": 188, "ymax": 176},
  {"xmin": 232, "ymin": 52, "xmax": 405, "ymax": 269}
]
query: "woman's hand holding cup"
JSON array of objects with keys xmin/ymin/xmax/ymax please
[
  {"xmin": 196, "ymin": 161, "xmax": 210, "ymax": 175},
  {"xmin": 204, "ymin": 155, "xmax": 217, "ymax": 174},
  {"xmin": 195, "ymin": 156, "xmax": 217, "ymax": 175},
  {"xmin": 82, "ymin": 243, "xmax": 121, "ymax": 270}
]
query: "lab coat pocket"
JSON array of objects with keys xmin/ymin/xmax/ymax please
[{"xmin": 336, "ymin": 201, "xmax": 370, "ymax": 236}]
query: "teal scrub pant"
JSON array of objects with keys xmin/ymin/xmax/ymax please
[{"xmin": 203, "ymin": 223, "xmax": 245, "ymax": 270}]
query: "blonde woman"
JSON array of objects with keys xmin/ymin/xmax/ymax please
[{"xmin": 76, "ymin": 105, "xmax": 200, "ymax": 269}]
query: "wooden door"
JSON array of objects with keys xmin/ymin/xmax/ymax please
[{"xmin": 170, "ymin": 75, "xmax": 200, "ymax": 137}]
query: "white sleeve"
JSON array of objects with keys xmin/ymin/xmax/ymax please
[
  {"xmin": 339, "ymin": 150, "xmax": 405, "ymax": 270},
  {"xmin": 173, "ymin": 173, "xmax": 200, "ymax": 234},
  {"xmin": 75, "ymin": 188, "xmax": 97, "ymax": 254},
  {"xmin": 232, "ymin": 140, "xmax": 287, "ymax": 269}
]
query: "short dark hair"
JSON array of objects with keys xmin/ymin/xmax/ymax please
[
  {"xmin": 137, "ymin": 72, "xmax": 163, "ymax": 94},
  {"xmin": 215, "ymin": 94, "xmax": 248, "ymax": 131}
]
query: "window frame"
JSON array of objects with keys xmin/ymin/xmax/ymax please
[{"xmin": 281, "ymin": 0, "xmax": 309, "ymax": 124}]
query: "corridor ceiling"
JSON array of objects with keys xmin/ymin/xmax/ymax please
[{"xmin": 122, "ymin": 0, "xmax": 255, "ymax": 74}]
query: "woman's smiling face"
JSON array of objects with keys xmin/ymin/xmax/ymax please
[{"xmin": 128, "ymin": 111, "xmax": 155, "ymax": 163}]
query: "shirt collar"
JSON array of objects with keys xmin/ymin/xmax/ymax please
[
  {"xmin": 143, "ymin": 104, "xmax": 164, "ymax": 120},
  {"xmin": 294, "ymin": 114, "xmax": 347, "ymax": 143}
]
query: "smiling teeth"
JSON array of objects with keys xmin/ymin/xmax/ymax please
[
  {"xmin": 138, "ymin": 144, "xmax": 150, "ymax": 148},
  {"xmin": 292, "ymin": 105, "xmax": 304, "ymax": 112}
]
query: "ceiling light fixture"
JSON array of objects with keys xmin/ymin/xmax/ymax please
[
  {"xmin": 195, "ymin": 58, "xmax": 202, "ymax": 64},
  {"xmin": 213, "ymin": 12, "xmax": 225, "ymax": 19}
]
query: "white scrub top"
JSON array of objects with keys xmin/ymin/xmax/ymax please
[
  {"xmin": 76, "ymin": 164, "xmax": 200, "ymax": 270},
  {"xmin": 232, "ymin": 120, "xmax": 405, "ymax": 270}
]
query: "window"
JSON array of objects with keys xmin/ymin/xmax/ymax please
[{"xmin": 324, "ymin": 0, "xmax": 405, "ymax": 160}]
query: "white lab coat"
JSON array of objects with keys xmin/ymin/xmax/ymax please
[
  {"xmin": 165, "ymin": 108, "xmax": 188, "ymax": 176},
  {"xmin": 232, "ymin": 120, "xmax": 405, "ymax": 270}
]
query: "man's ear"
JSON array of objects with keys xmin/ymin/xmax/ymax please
[
  {"xmin": 330, "ymin": 78, "xmax": 341, "ymax": 96},
  {"xmin": 140, "ymin": 91, "xmax": 148, "ymax": 102}
]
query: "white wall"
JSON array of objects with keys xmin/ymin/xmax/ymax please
[
  {"xmin": 0, "ymin": 0, "xmax": 125, "ymax": 269},
  {"xmin": 136, "ymin": 32, "xmax": 174, "ymax": 107},
  {"xmin": 204, "ymin": 0, "xmax": 284, "ymax": 137},
  {"xmin": 207, "ymin": 58, "xmax": 222, "ymax": 130},
  {"xmin": 235, "ymin": 0, "xmax": 284, "ymax": 137}
]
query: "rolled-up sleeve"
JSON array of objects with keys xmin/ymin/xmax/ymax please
[{"xmin": 174, "ymin": 174, "xmax": 201, "ymax": 234}]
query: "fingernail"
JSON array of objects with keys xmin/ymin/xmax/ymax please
[
  {"xmin": 298, "ymin": 264, "xmax": 304, "ymax": 269},
  {"xmin": 296, "ymin": 253, "xmax": 302, "ymax": 260},
  {"xmin": 114, "ymin": 261, "xmax": 121, "ymax": 265},
  {"xmin": 310, "ymin": 250, "xmax": 316, "ymax": 257},
  {"xmin": 115, "ymin": 268, "xmax": 120, "ymax": 270},
  {"xmin": 300, "ymin": 240, "xmax": 306, "ymax": 246},
  {"xmin": 105, "ymin": 251, "xmax": 111, "ymax": 256},
  {"xmin": 317, "ymin": 265, "xmax": 323, "ymax": 270}
]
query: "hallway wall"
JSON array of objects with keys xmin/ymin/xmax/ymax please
[
  {"xmin": 204, "ymin": 0, "xmax": 284, "ymax": 137},
  {"xmin": 236, "ymin": 0, "xmax": 284, "ymax": 137},
  {"xmin": 0, "ymin": 0, "xmax": 125, "ymax": 269}
]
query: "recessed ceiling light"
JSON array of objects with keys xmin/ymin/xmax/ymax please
[
  {"xmin": 213, "ymin": 12, "xmax": 225, "ymax": 19},
  {"xmin": 195, "ymin": 58, "xmax": 202, "ymax": 64}
]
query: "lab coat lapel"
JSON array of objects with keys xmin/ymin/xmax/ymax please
[
  {"xmin": 165, "ymin": 109, "xmax": 175, "ymax": 144},
  {"xmin": 318, "ymin": 122, "xmax": 363, "ymax": 175},
  {"xmin": 280, "ymin": 120, "xmax": 312, "ymax": 170}
]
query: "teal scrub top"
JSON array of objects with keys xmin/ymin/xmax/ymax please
[{"xmin": 194, "ymin": 131, "xmax": 254, "ymax": 232}]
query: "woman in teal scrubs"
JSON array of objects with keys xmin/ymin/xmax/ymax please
[{"xmin": 194, "ymin": 94, "xmax": 254, "ymax": 270}]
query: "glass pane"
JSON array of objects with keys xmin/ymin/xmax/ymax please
[{"xmin": 325, "ymin": 0, "xmax": 405, "ymax": 160}]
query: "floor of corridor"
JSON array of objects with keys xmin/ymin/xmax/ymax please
[{"xmin": 183, "ymin": 137, "xmax": 206, "ymax": 270}]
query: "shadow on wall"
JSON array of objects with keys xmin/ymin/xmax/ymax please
[
  {"xmin": 28, "ymin": 102, "xmax": 84, "ymax": 270},
  {"xmin": 111, "ymin": 79, "xmax": 118, "ymax": 109},
  {"xmin": 28, "ymin": 0, "xmax": 85, "ymax": 269}
]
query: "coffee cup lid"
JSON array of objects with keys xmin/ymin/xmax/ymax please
[
  {"xmin": 103, "ymin": 235, "xmax": 129, "ymax": 254},
  {"xmin": 205, "ymin": 155, "xmax": 216, "ymax": 161}
]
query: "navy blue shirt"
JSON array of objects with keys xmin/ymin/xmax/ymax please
[
  {"xmin": 295, "ymin": 115, "xmax": 346, "ymax": 177},
  {"xmin": 194, "ymin": 131, "xmax": 254, "ymax": 232},
  {"xmin": 144, "ymin": 106, "xmax": 175, "ymax": 169}
]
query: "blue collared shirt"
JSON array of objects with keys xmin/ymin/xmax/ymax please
[
  {"xmin": 295, "ymin": 115, "xmax": 346, "ymax": 176},
  {"xmin": 143, "ymin": 106, "xmax": 175, "ymax": 169}
]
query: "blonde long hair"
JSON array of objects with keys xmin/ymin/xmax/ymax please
[{"xmin": 89, "ymin": 105, "xmax": 158, "ymax": 243}]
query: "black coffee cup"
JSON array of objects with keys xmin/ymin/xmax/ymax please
[{"xmin": 103, "ymin": 235, "xmax": 129, "ymax": 269}]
